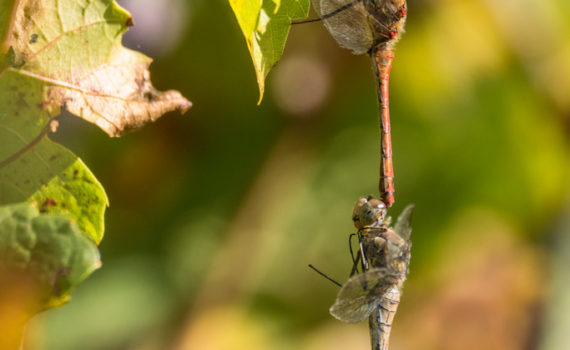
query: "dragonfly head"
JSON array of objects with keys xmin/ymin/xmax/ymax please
[{"xmin": 352, "ymin": 196, "xmax": 387, "ymax": 229}]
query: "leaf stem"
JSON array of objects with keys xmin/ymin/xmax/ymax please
[{"xmin": 0, "ymin": 119, "xmax": 58, "ymax": 169}]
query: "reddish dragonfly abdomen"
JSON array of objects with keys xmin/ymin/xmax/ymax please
[{"xmin": 372, "ymin": 46, "xmax": 395, "ymax": 208}]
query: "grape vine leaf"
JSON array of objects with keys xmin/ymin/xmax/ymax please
[
  {"xmin": 0, "ymin": 125, "xmax": 108, "ymax": 244},
  {"xmin": 228, "ymin": 0, "xmax": 310, "ymax": 103},
  {"xmin": 0, "ymin": 203, "xmax": 101, "ymax": 314},
  {"xmin": 0, "ymin": 0, "xmax": 191, "ymax": 137},
  {"xmin": 0, "ymin": 0, "xmax": 192, "ymax": 243}
]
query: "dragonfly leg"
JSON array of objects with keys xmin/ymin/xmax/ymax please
[
  {"xmin": 349, "ymin": 250, "xmax": 362, "ymax": 276},
  {"xmin": 357, "ymin": 230, "xmax": 373, "ymax": 271},
  {"xmin": 348, "ymin": 233, "xmax": 362, "ymax": 275},
  {"xmin": 291, "ymin": 0, "xmax": 362, "ymax": 25},
  {"xmin": 349, "ymin": 233, "xmax": 357, "ymax": 263}
]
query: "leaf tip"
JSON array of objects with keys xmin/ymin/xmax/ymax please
[{"xmin": 256, "ymin": 80, "xmax": 265, "ymax": 105}]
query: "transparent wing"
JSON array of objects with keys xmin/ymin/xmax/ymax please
[
  {"xmin": 311, "ymin": 0, "xmax": 373, "ymax": 54},
  {"xmin": 329, "ymin": 268, "xmax": 395, "ymax": 323},
  {"xmin": 384, "ymin": 228, "xmax": 406, "ymax": 263},
  {"xmin": 394, "ymin": 204, "xmax": 414, "ymax": 241}
]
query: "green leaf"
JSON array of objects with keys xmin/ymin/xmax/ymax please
[
  {"xmin": 0, "ymin": 203, "xmax": 101, "ymax": 314},
  {"xmin": 0, "ymin": 0, "xmax": 193, "ymax": 243},
  {"xmin": 229, "ymin": 0, "xmax": 310, "ymax": 103},
  {"xmin": 0, "ymin": 0, "xmax": 191, "ymax": 137},
  {"xmin": 0, "ymin": 132, "xmax": 108, "ymax": 244}
]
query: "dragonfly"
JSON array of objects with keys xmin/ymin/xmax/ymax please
[
  {"xmin": 298, "ymin": 0, "xmax": 407, "ymax": 208},
  {"xmin": 330, "ymin": 196, "xmax": 413, "ymax": 350}
]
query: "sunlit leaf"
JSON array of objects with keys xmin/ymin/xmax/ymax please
[
  {"xmin": 0, "ymin": 0, "xmax": 193, "ymax": 243},
  {"xmin": 0, "ymin": 203, "xmax": 101, "ymax": 314},
  {"xmin": 0, "ymin": 130, "xmax": 108, "ymax": 243},
  {"xmin": 0, "ymin": 0, "xmax": 191, "ymax": 137},
  {"xmin": 228, "ymin": 0, "xmax": 310, "ymax": 103}
]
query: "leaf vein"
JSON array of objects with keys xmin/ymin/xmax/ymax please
[{"xmin": 24, "ymin": 19, "xmax": 124, "ymax": 68}]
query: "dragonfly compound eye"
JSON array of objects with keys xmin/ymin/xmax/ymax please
[
  {"xmin": 368, "ymin": 199, "xmax": 386, "ymax": 211},
  {"xmin": 353, "ymin": 197, "xmax": 369, "ymax": 215},
  {"xmin": 352, "ymin": 197, "xmax": 387, "ymax": 227}
]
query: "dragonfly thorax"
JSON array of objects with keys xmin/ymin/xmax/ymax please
[
  {"xmin": 364, "ymin": 0, "xmax": 407, "ymax": 50},
  {"xmin": 361, "ymin": 227, "xmax": 409, "ymax": 279}
]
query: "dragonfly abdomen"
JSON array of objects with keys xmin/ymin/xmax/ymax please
[
  {"xmin": 372, "ymin": 46, "xmax": 396, "ymax": 208},
  {"xmin": 369, "ymin": 285, "xmax": 401, "ymax": 350}
]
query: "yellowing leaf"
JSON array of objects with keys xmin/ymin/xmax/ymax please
[
  {"xmin": 0, "ymin": 203, "xmax": 101, "ymax": 314},
  {"xmin": 0, "ymin": 0, "xmax": 192, "ymax": 243},
  {"xmin": 0, "ymin": 0, "xmax": 191, "ymax": 137},
  {"xmin": 229, "ymin": 0, "xmax": 309, "ymax": 103},
  {"xmin": 0, "ymin": 129, "xmax": 108, "ymax": 244}
]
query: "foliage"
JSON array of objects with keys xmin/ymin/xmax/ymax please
[
  {"xmin": 0, "ymin": 0, "xmax": 190, "ymax": 321},
  {"xmin": 0, "ymin": 203, "xmax": 100, "ymax": 312},
  {"xmin": 228, "ymin": 0, "xmax": 309, "ymax": 103},
  {"xmin": 17, "ymin": 0, "xmax": 570, "ymax": 349}
]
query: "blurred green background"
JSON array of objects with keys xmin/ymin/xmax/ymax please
[{"xmin": 23, "ymin": 0, "xmax": 570, "ymax": 349}]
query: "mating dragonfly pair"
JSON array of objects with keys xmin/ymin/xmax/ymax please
[{"xmin": 297, "ymin": 1, "xmax": 411, "ymax": 349}]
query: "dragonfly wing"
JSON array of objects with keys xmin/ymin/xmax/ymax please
[
  {"xmin": 394, "ymin": 204, "xmax": 414, "ymax": 241},
  {"xmin": 329, "ymin": 268, "xmax": 394, "ymax": 323},
  {"xmin": 312, "ymin": 0, "xmax": 373, "ymax": 55}
]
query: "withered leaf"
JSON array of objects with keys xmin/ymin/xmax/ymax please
[{"xmin": 1, "ymin": 0, "xmax": 191, "ymax": 137}]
